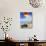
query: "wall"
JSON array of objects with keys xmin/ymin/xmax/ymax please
[{"xmin": 0, "ymin": 0, "xmax": 46, "ymax": 40}]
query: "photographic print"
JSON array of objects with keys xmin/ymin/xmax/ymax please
[{"xmin": 20, "ymin": 12, "xmax": 32, "ymax": 29}]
